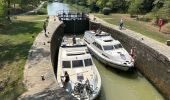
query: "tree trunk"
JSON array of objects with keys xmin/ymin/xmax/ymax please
[
  {"xmin": 14, "ymin": 3, "xmax": 15, "ymax": 9},
  {"xmin": 14, "ymin": 3, "xmax": 15, "ymax": 14},
  {"xmin": 7, "ymin": 0, "xmax": 11, "ymax": 21}
]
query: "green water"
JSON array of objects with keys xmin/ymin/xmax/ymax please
[{"xmin": 93, "ymin": 58, "xmax": 164, "ymax": 100}]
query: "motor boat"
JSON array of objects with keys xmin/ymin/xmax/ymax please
[
  {"xmin": 57, "ymin": 36, "xmax": 101, "ymax": 99},
  {"xmin": 83, "ymin": 30, "xmax": 134, "ymax": 71}
]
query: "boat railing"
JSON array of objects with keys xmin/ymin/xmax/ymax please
[
  {"xmin": 61, "ymin": 37, "xmax": 86, "ymax": 48},
  {"xmin": 61, "ymin": 44, "xmax": 86, "ymax": 48},
  {"xmin": 56, "ymin": 10, "xmax": 89, "ymax": 21},
  {"xmin": 72, "ymin": 80, "xmax": 94, "ymax": 96}
]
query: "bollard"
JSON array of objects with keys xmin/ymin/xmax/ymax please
[
  {"xmin": 47, "ymin": 41, "xmax": 51, "ymax": 43},
  {"xmin": 167, "ymin": 69, "xmax": 170, "ymax": 73},
  {"xmin": 41, "ymin": 75, "xmax": 45, "ymax": 81},
  {"xmin": 167, "ymin": 40, "xmax": 170, "ymax": 46},
  {"xmin": 45, "ymin": 33, "xmax": 48, "ymax": 37}
]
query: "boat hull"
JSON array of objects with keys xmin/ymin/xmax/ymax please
[
  {"xmin": 86, "ymin": 43, "xmax": 133, "ymax": 71},
  {"xmin": 57, "ymin": 37, "xmax": 101, "ymax": 100}
]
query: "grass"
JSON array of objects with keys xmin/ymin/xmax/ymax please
[
  {"xmin": 94, "ymin": 13, "xmax": 170, "ymax": 43},
  {"xmin": 14, "ymin": 15, "xmax": 47, "ymax": 21},
  {"xmin": 0, "ymin": 15, "xmax": 45, "ymax": 99}
]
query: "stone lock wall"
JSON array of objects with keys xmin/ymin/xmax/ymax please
[
  {"xmin": 50, "ymin": 23, "xmax": 64, "ymax": 75},
  {"xmin": 63, "ymin": 20, "xmax": 89, "ymax": 34},
  {"xmin": 90, "ymin": 21, "xmax": 170, "ymax": 99}
]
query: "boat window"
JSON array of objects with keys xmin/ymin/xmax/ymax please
[
  {"xmin": 62, "ymin": 61, "xmax": 71, "ymax": 68},
  {"xmin": 84, "ymin": 59, "xmax": 93, "ymax": 66},
  {"xmin": 67, "ymin": 53, "xmax": 85, "ymax": 56},
  {"xmin": 103, "ymin": 45, "xmax": 114, "ymax": 50},
  {"xmin": 114, "ymin": 44, "xmax": 123, "ymax": 49},
  {"xmin": 93, "ymin": 42, "xmax": 103, "ymax": 50},
  {"xmin": 72, "ymin": 60, "xmax": 83, "ymax": 68},
  {"xmin": 104, "ymin": 40, "xmax": 113, "ymax": 42}
]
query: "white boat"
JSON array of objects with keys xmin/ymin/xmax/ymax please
[
  {"xmin": 57, "ymin": 36, "xmax": 101, "ymax": 100},
  {"xmin": 83, "ymin": 30, "xmax": 134, "ymax": 71}
]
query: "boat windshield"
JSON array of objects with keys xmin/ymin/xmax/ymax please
[
  {"xmin": 103, "ymin": 45, "xmax": 114, "ymax": 50},
  {"xmin": 62, "ymin": 61, "xmax": 71, "ymax": 68},
  {"xmin": 84, "ymin": 59, "xmax": 93, "ymax": 66},
  {"xmin": 72, "ymin": 60, "xmax": 83, "ymax": 68},
  {"xmin": 114, "ymin": 44, "xmax": 123, "ymax": 49}
]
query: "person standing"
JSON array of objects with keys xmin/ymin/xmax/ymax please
[
  {"xmin": 158, "ymin": 18, "xmax": 163, "ymax": 32},
  {"xmin": 119, "ymin": 18, "xmax": 124, "ymax": 30},
  {"xmin": 43, "ymin": 21, "xmax": 46, "ymax": 33},
  {"xmin": 61, "ymin": 71, "xmax": 70, "ymax": 88}
]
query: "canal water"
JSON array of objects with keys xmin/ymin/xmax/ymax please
[
  {"xmin": 48, "ymin": 2, "xmax": 69, "ymax": 15},
  {"xmin": 93, "ymin": 58, "xmax": 164, "ymax": 100},
  {"xmin": 47, "ymin": 2, "xmax": 164, "ymax": 100}
]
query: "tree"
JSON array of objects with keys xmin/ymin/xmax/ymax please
[
  {"xmin": 155, "ymin": 0, "xmax": 170, "ymax": 20},
  {"xmin": 86, "ymin": 0, "xmax": 99, "ymax": 12},
  {"xmin": 78, "ymin": 0, "xmax": 87, "ymax": 6},
  {"xmin": 106, "ymin": 1, "xmax": 113, "ymax": 8},
  {"xmin": 96, "ymin": 0, "xmax": 108, "ymax": 9},
  {"xmin": 111, "ymin": 0, "xmax": 130, "ymax": 13},
  {"xmin": 0, "ymin": 0, "xmax": 5, "ymax": 20},
  {"xmin": 128, "ymin": 0, "xmax": 144, "ymax": 17},
  {"xmin": 153, "ymin": 0, "xmax": 165, "ymax": 10},
  {"xmin": 87, "ymin": 0, "xmax": 96, "ymax": 6},
  {"xmin": 140, "ymin": 0, "xmax": 155, "ymax": 13}
]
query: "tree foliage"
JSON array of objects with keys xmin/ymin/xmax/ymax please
[
  {"xmin": 153, "ymin": 0, "xmax": 165, "ymax": 9},
  {"xmin": 111, "ymin": 0, "xmax": 130, "ymax": 13},
  {"xmin": 0, "ymin": 0, "xmax": 41, "ymax": 21},
  {"xmin": 140, "ymin": 0, "xmax": 155, "ymax": 13},
  {"xmin": 0, "ymin": 0, "xmax": 5, "ymax": 19},
  {"xmin": 155, "ymin": 0, "xmax": 170, "ymax": 19},
  {"xmin": 128, "ymin": 0, "xmax": 144, "ymax": 15}
]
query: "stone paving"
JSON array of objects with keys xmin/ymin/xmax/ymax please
[
  {"xmin": 89, "ymin": 14, "xmax": 170, "ymax": 60},
  {"xmin": 19, "ymin": 16, "xmax": 75, "ymax": 100}
]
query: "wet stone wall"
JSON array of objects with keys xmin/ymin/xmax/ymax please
[
  {"xmin": 90, "ymin": 21, "xmax": 170, "ymax": 99},
  {"xmin": 50, "ymin": 23, "xmax": 64, "ymax": 75}
]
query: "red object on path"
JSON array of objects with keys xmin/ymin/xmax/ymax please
[{"xmin": 158, "ymin": 19, "xmax": 163, "ymax": 32}]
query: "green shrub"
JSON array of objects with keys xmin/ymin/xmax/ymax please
[
  {"xmin": 138, "ymin": 14, "xmax": 152, "ymax": 22},
  {"xmin": 43, "ymin": 2, "xmax": 47, "ymax": 8},
  {"xmin": 102, "ymin": 7, "xmax": 111, "ymax": 15},
  {"xmin": 36, "ymin": 8, "xmax": 47, "ymax": 15}
]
